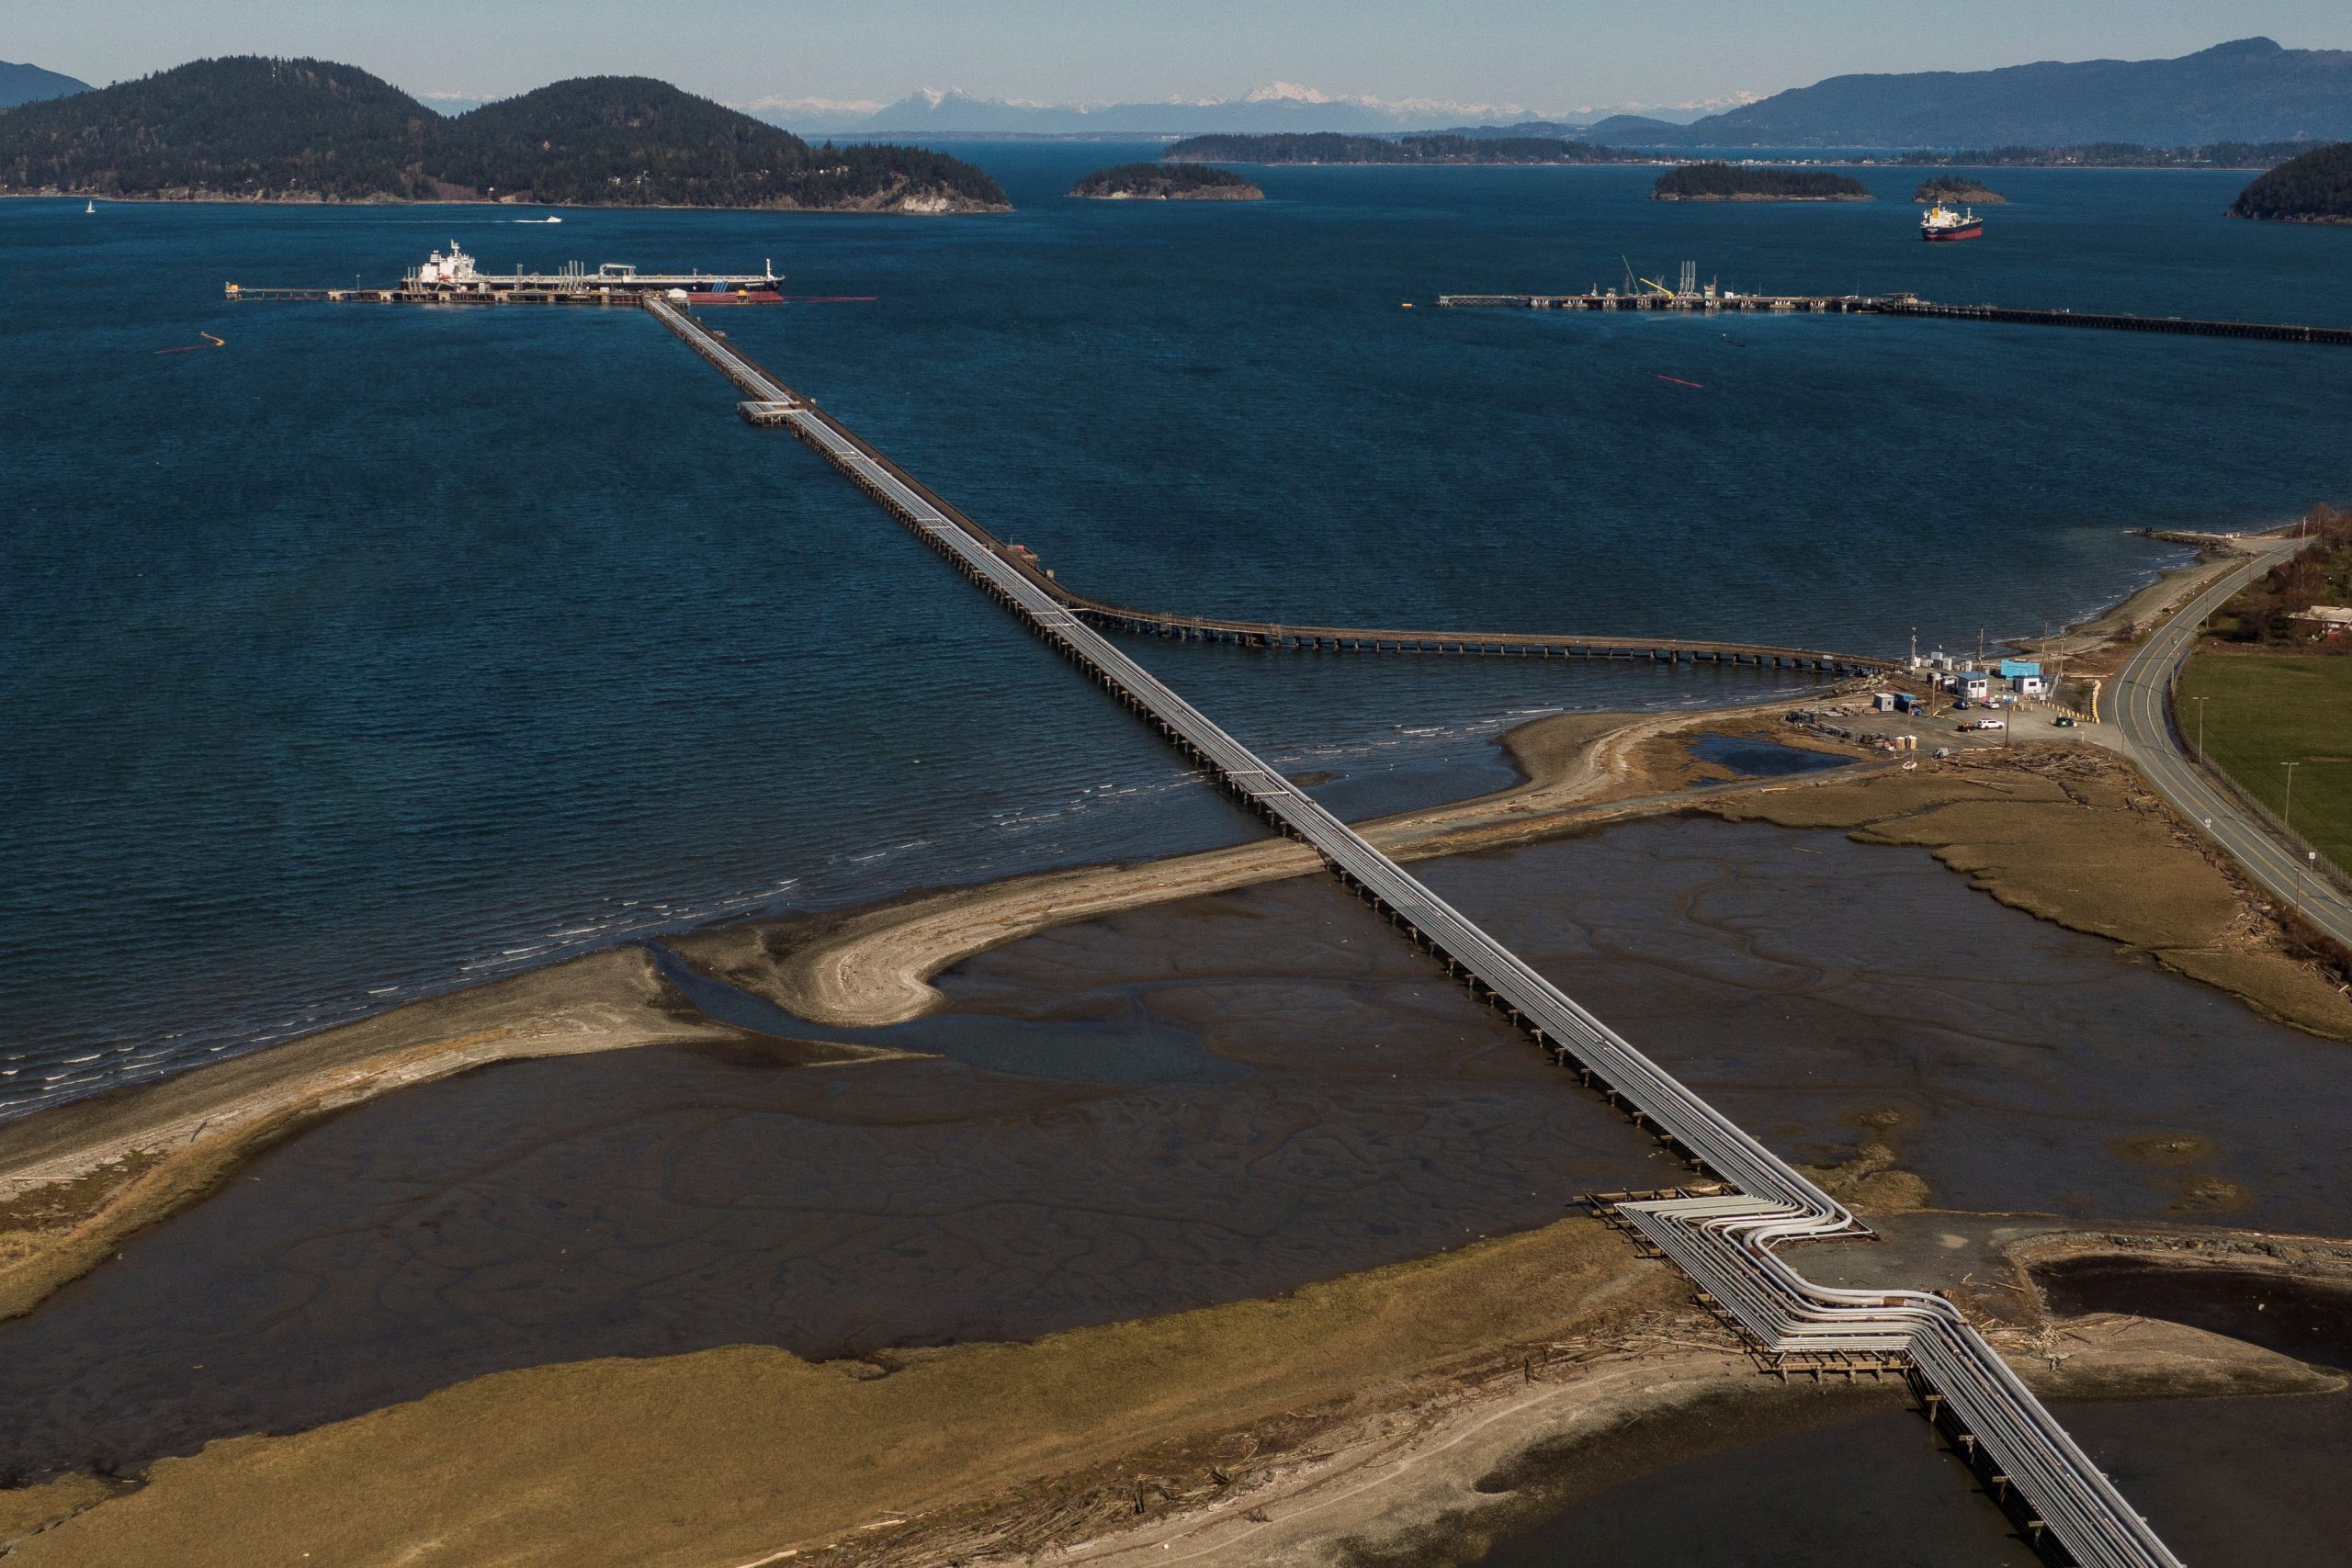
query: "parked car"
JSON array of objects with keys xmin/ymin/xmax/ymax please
[
  {"xmin": 1969, "ymin": 718, "xmax": 2006, "ymax": 731},
  {"xmin": 1953, "ymin": 698, "xmax": 1972, "ymax": 710}
]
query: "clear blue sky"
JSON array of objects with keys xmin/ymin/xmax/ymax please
[{"xmin": 11, "ymin": 0, "xmax": 2348, "ymax": 112}]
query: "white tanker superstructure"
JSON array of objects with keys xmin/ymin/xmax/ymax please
[
  {"xmin": 397, "ymin": 243, "xmax": 780, "ymax": 299},
  {"xmin": 411, "ymin": 242, "xmax": 481, "ymax": 288}
]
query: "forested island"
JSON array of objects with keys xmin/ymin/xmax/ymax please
[
  {"xmin": 1892, "ymin": 141, "xmax": 2306, "ymax": 169},
  {"xmin": 1163, "ymin": 132, "xmax": 1636, "ymax": 165},
  {"xmin": 2229, "ymin": 141, "xmax": 2352, "ymax": 223},
  {"xmin": 0, "ymin": 56, "xmax": 1009, "ymax": 212},
  {"xmin": 1912, "ymin": 176, "xmax": 2006, "ymax": 204},
  {"xmin": 1071, "ymin": 163, "xmax": 1262, "ymax": 200},
  {"xmin": 1651, "ymin": 164, "xmax": 1871, "ymax": 201}
]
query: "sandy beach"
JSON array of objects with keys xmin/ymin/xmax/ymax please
[
  {"xmin": 0, "ymin": 702, "xmax": 1855, "ymax": 1269},
  {"xmin": 0, "ymin": 1205, "xmax": 2335, "ymax": 1565},
  {"xmin": 4, "ymin": 540, "xmax": 2350, "ymax": 1562},
  {"xmin": 680, "ymin": 722, "xmax": 2352, "ymax": 1044},
  {"xmin": 668, "ymin": 705, "xmax": 1877, "ymax": 1029},
  {"xmin": 7, "ymin": 668, "xmax": 2350, "ymax": 1325},
  {"xmin": 0, "ymin": 946, "xmax": 909, "ymax": 1318}
]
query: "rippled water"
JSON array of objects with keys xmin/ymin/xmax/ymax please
[
  {"xmin": 1430, "ymin": 818, "xmax": 2352, "ymax": 1234},
  {"xmin": 6, "ymin": 148, "xmax": 2350, "ymax": 1111},
  {"xmin": 0, "ymin": 874, "xmax": 1669, "ymax": 1479},
  {"xmin": 1475, "ymin": 1391, "xmax": 2352, "ymax": 1568},
  {"xmin": 6, "ymin": 818, "xmax": 2344, "ymax": 1483}
]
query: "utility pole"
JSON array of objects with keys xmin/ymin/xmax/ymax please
[
  {"xmin": 2194, "ymin": 695, "xmax": 2208, "ymax": 761},
  {"xmin": 2284, "ymin": 761, "xmax": 2301, "ymax": 910}
]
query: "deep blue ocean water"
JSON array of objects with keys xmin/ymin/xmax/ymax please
[{"xmin": 5, "ymin": 148, "xmax": 2349, "ymax": 1113}]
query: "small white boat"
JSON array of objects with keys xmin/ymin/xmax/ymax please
[{"xmin": 85, "ymin": 199, "xmax": 95, "ymax": 213}]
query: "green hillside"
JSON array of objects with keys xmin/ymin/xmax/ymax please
[
  {"xmin": 0, "ymin": 57, "xmax": 435, "ymax": 197},
  {"xmin": 1652, "ymin": 164, "xmax": 1871, "ymax": 200},
  {"xmin": 1072, "ymin": 162, "xmax": 1262, "ymax": 198},
  {"xmin": 1634, "ymin": 38, "xmax": 2352, "ymax": 147},
  {"xmin": 0, "ymin": 57, "xmax": 1008, "ymax": 211},
  {"xmin": 2230, "ymin": 141, "xmax": 2352, "ymax": 221},
  {"xmin": 432, "ymin": 77, "xmax": 1006, "ymax": 209}
]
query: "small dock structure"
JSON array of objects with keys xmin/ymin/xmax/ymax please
[
  {"xmin": 228, "ymin": 241, "xmax": 785, "ymax": 306},
  {"xmin": 637, "ymin": 288, "xmax": 2185, "ymax": 1568},
  {"xmin": 204, "ymin": 270, "xmax": 2188, "ymax": 1567},
  {"xmin": 1441, "ymin": 290, "xmax": 1878, "ymax": 314},
  {"xmin": 1439, "ymin": 281, "xmax": 2352, "ymax": 345}
]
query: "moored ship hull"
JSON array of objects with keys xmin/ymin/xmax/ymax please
[{"xmin": 1919, "ymin": 201, "xmax": 1984, "ymax": 242}]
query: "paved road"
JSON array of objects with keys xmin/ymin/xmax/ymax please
[
  {"xmin": 2113, "ymin": 537, "xmax": 2352, "ymax": 948},
  {"xmin": 649, "ymin": 296, "xmax": 2186, "ymax": 1568}
]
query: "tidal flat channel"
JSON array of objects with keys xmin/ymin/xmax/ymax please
[
  {"xmin": 1465, "ymin": 1389, "xmax": 2352, "ymax": 1568},
  {"xmin": 3, "ymin": 818, "xmax": 2346, "ymax": 1491},
  {"xmin": 0, "ymin": 872, "xmax": 1668, "ymax": 1481},
  {"xmin": 1472, "ymin": 1253, "xmax": 2352, "ymax": 1568},
  {"xmin": 1422, "ymin": 818, "xmax": 2352, "ymax": 1230}
]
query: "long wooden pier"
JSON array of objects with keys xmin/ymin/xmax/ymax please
[
  {"xmin": 1874, "ymin": 297, "xmax": 2352, "ymax": 345},
  {"xmin": 1054, "ymin": 595, "xmax": 1894, "ymax": 674},
  {"xmin": 1442, "ymin": 292, "xmax": 1874, "ymax": 313},
  {"xmin": 642, "ymin": 292, "xmax": 2180, "ymax": 1568},
  {"xmin": 1440, "ymin": 288, "xmax": 2352, "ymax": 345},
  {"xmin": 657, "ymin": 326, "xmax": 1899, "ymax": 677},
  {"xmin": 230, "ymin": 257, "xmax": 1894, "ymax": 671},
  {"xmin": 228, "ymin": 287, "xmax": 650, "ymax": 306}
]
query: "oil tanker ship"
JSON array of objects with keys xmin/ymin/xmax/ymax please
[
  {"xmin": 404, "ymin": 242, "xmax": 786, "ymax": 299},
  {"xmin": 1920, "ymin": 202, "xmax": 1984, "ymax": 243}
]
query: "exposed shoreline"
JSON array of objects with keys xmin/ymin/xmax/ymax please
[
  {"xmin": 9, "ymin": 536, "xmax": 2347, "ymax": 1325},
  {"xmin": 669, "ymin": 704, "xmax": 1872, "ymax": 1029},
  {"xmin": 3, "ymin": 191, "xmax": 1014, "ymax": 214},
  {"xmin": 0, "ymin": 699, "xmax": 1837, "ymax": 1321},
  {"xmin": 5, "ymin": 541, "xmax": 2352, "ymax": 1556},
  {"xmin": 0, "ymin": 948, "xmax": 910, "ymax": 1318},
  {"xmin": 1, "ymin": 1210, "xmax": 2335, "ymax": 1564}
]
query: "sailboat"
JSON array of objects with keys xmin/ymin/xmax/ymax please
[{"xmin": 85, "ymin": 199, "xmax": 95, "ymax": 214}]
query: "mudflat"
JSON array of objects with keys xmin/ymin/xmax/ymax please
[
  {"xmin": 0, "ymin": 1217, "xmax": 1688, "ymax": 1566},
  {"xmin": 0, "ymin": 947, "xmax": 900, "ymax": 1319}
]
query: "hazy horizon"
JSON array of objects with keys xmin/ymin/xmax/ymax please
[{"xmin": 11, "ymin": 0, "xmax": 2350, "ymax": 123}]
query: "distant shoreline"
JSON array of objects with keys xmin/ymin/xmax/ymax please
[
  {"xmin": 2, "ymin": 190, "xmax": 1012, "ymax": 214},
  {"xmin": 1652, "ymin": 191, "xmax": 1869, "ymax": 202},
  {"xmin": 3, "ymin": 533, "xmax": 2339, "ymax": 1325}
]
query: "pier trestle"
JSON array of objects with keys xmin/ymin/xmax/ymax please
[{"xmin": 639, "ymin": 294, "xmax": 2179, "ymax": 1568}]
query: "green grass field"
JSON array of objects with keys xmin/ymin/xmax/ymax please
[{"xmin": 2177, "ymin": 654, "xmax": 2352, "ymax": 871}]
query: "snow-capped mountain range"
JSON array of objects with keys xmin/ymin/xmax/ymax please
[{"xmin": 743, "ymin": 83, "xmax": 1727, "ymax": 138}]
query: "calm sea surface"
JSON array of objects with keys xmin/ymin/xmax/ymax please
[{"xmin": 5, "ymin": 148, "xmax": 2350, "ymax": 1111}]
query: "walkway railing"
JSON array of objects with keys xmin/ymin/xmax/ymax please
[{"xmin": 643, "ymin": 296, "xmax": 2182, "ymax": 1568}]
